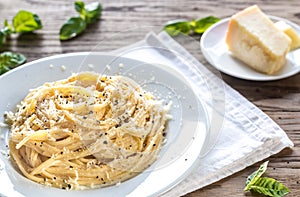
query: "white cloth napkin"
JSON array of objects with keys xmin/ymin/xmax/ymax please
[{"xmin": 113, "ymin": 31, "xmax": 294, "ymax": 196}]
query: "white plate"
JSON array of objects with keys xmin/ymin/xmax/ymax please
[
  {"xmin": 0, "ymin": 53, "xmax": 208, "ymax": 197},
  {"xmin": 201, "ymin": 16, "xmax": 300, "ymax": 81}
]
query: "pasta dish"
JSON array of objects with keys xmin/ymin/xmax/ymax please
[{"xmin": 5, "ymin": 72, "xmax": 171, "ymax": 190}]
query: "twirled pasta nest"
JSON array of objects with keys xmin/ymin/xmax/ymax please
[{"xmin": 6, "ymin": 72, "xmax": 170, "ymax": 190}]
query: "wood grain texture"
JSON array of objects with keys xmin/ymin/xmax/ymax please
[{"xmin": 1, "ymin": 0, "xmax": 300, "ymax": 196}]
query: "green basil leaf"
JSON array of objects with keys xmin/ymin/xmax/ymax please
[
  {"xmin": 164, "ymin": 20, "xmax": 191, "ymax": 36},
  {"xmin": 75, "ymin": 1, "xmax": 101, "ymax": 24},
  {"xmin": 0, "ymin": 51, "xmax": 26, "ymax": 75},
  {"xmin": 0, "ymin": 32, "xmax": 4, "ymax": 46},
  {"xmin": 84, "ymin": 2, "xmax": 102, "ymax": 24},
  {"xmin": 244, "ymin": 161, "xmax": 269, "ymax": 191},
  {"xmin": 250, "ymin": 177, "xmax": 290, "ymax": 197},
  {"xmin": 4, "ymin": 20, "xmax": 14, "ymax": 33},
  {"xmin": 193, "ymin": 16, "xmax": 220, "ymax": 34},
  {"xmin": 59, "ymin": 17, "xmax": 87, "ymax": 40},
  {"xmin": 0, "ymin": 30, "xmax": 7, "ymax": 47},
  {"xmin": 0, "ymin": 25, "xmax": 13, "ymax": 47},
  {"xmin": 13, "ymin": 10, "xmax": 42, "ymax": 33},
  {"xmin": 75, "ymin": 1, "xmax": 85, "ymax": 15}
]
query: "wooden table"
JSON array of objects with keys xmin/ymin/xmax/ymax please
[{"xmin": 1, "ymin": 0, "xmax": 299, "ymax": 196}]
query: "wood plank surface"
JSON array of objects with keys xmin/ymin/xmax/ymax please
[{"xmin": 1, "ymin": 0, "xmax": 300, "ymax": 196}]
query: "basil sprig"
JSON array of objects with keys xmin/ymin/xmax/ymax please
[
  {"xmin": 0, "ymin": 10, "xmax": 43, "ymax": 47},
  {"xmin": 244, "ymin": 161, "xmax": 290, "ymax": 197},
  {"xmin": 164, "ymin": 16, "xmax": 220, "ymax": 36},
  {"xmin": 59, "ymin": 1, "xmax": 102, "ymax": 40},
  {"xmin": 0, "ymin": 51, "xmax": 26, "ymax": 75}
]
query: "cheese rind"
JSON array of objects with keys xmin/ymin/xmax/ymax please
[
  {"xmin": 226, "ymin": 5, "xmax": 291, "ymax": 75},
  {"xmin": 275, "ymin": 20, "xmax": 300, "ymax": 50}
]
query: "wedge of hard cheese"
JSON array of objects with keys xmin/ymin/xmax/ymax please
[
  {"xmin": 226, "ymin": 5, "xmax": 291, "ymax": 75},
  {"xmin": 275, "ymin": 20, "xmax": 300, "ymax": 50}
]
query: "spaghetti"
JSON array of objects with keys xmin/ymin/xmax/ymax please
[{"xmin": 5, "ymin": 72, "xmax": 171, "ymax": 190}]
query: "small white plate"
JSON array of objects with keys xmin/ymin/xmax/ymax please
[
  {"xmin": 0, "ymin": 53, "xmax": 208, "ymax": 197},
  {"xmin": 201, "ymin": 16, "xmax": 300, "ymax": 81}
]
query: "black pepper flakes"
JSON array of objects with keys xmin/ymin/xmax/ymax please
[
  {"xmin": 103, "ymin": 140, "xmax": 108, "ymax": 144},
  {"xmin": 67, "ymin": 184, "xmax": 71, "ymax": 189}
]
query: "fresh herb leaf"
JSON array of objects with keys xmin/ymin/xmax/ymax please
[
  {"xmin": 245, "ymin": 160, "xmax": 269, "ymax": 190},
  {"xmin": 0, "ymin": 11, "xmax": 42, "ymax": 48},
  {"xmin": 164, "ymin": 20, "xmax": 191, "ymax": 36},
  {"xmin": 59, "ymin": 17, "xmax": 87, "ymax": 41},
  {"xmin": 164, "ymin": 16, "xmax": 220, "ymax": 36},
  {"xmin": 0, "ymin": 51, "xmax": 26, "ymax": 75},
  {"xmin": 4, "ymin": 20, "xmax": 14, "ymax": 33},
  {"xmin": 250, "ymin": 177, "xmax": 290, "ymax": 197},
  {"xmin": 0, "ymin": 29, "xmax": 8, "ymax": 47},
  {"xmin": 193, "ymin": 16, "xmax": 220, "ymax": 34},
  {"xmin": 0, "ymin": 32, "xmax": 5, "ymax": 47},
  {"xmin": 13, "ymin": 10, "xmax": 42, "ymax": 33},
  {"xmin": 83, "ymin": 2, "xmax": 102, "ymax": 24},
  {"xmin": 244, "ymin": 161, "xmax": 290, "ymax": 197},
  {"xmin": 75, "ymin": 1, "xmax": 85, "ymax": 15},
  {"xmin": 0, "ymin": 20, "xmax": 14, "ymax": 47},
  {"xmin": 60, "ymin": 1, "xmax": 102, "ymax": 40}
]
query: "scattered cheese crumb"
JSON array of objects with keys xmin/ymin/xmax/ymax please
[
  {"xmin": 88, "ymin": 64, "xmax": 94, "ymax": 69},
  {"xmin": 49, "ymin": 64, "xmax": 54, "ymax": 68},
  {"xmin": 119, "ymin": 63, "xmax": 124, "ymax": 68},
  {"xmin": 61, "ymin": 65, "xmax": 66, "ymax": 71},
  {"xmin": 0, "ymin": 122, "xmax": 7, "ymax": 127},
  {"xmin": 106, "ymin": 65, "xmax": 111, "ymax": 71}
]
